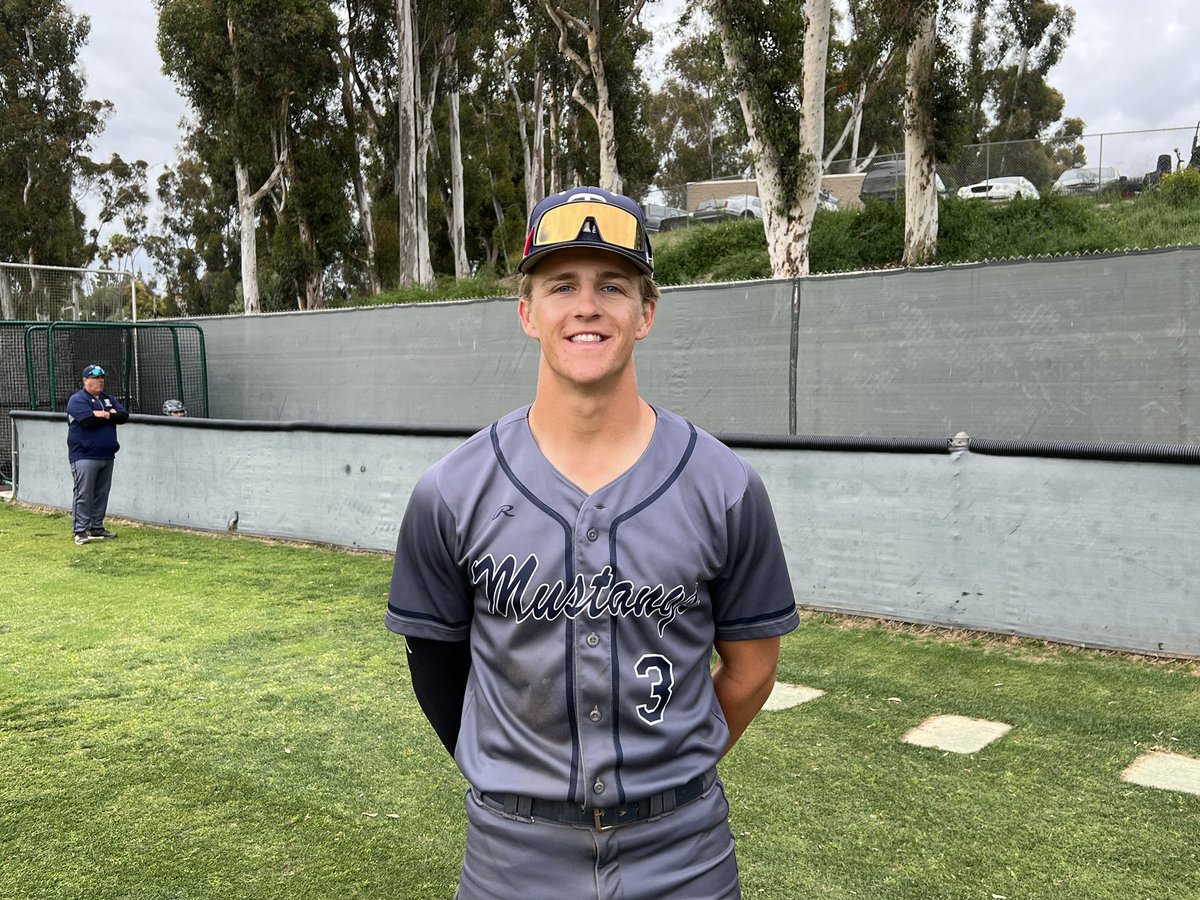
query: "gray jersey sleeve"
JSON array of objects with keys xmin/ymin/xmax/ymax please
[
  {"xmin": 386, "ymin": 462, "xmax": 473, "ymax": 641},
  {"xmin": 711, "ymin": 463, "xmax": 798, "ymax": 640}
]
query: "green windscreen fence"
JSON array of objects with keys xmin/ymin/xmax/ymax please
[{"xmin": 1, "ymin": 322, "xmax": 208, "ymax": 484}]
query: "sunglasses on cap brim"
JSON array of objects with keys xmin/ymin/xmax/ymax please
[
  {"xmin": 528, "ymin": 201, "xmax": 646, "ymax": 254},
  {"xmin": 84, "ymin": 368, "xmax": 105, "ymax": 377}
]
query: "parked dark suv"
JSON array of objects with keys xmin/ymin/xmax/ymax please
[{"xmin": 859, "ymin": 159, "xmax": 947, "ymax": 202}]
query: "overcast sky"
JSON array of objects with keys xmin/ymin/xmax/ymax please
[{"xmin": 73, "ymin": 0, "xmax": 1200, "ymax": 223}]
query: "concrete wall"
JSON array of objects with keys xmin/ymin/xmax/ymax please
[
  {"xmin": 15, "ymin": 412, "xmax": 1200, "ymax": 658},
  {"xmin": 185, "ymin": 246, "xmax": 1200, "ymax": 445}
]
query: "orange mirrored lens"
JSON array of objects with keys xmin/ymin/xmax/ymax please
[{"xmin": 532, "ymin": 202, "xmax": 644, "ymax": 252}]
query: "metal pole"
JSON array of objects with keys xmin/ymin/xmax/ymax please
[{"xmin": 1097, "ymin": 133, "xmax": 1104, "ymax": 196}]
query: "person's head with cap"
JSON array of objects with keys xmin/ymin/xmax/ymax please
[
  {"xmin": 81, "ymin": 364, "xmax": 106, "ymax": 397},
  {"xmin": 162, "ymin": 399, "xmax": 187, "ymax": 417},
  {"xmin": 517, "ymin": 186, "xmax": 659, "ymax": 308}
]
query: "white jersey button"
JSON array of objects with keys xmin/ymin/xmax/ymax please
[
  {"xmin": 586, "ymin": 633, "xmax": 599, "ymax": 647},
  {"xmin": 592, "ymin": 780, "xmax": 605, "ymax": 794},
  {"xmin": 586, "ymin": 528, "xmax": 599, "ymax": 542},
  {"xmin": 589, "ymin": 706, "xmax": 602, "ymax": 722}
]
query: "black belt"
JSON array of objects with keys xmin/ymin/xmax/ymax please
[{"xmin": 478, "ymin": 768, "xmax": 717, "ymax": 831}]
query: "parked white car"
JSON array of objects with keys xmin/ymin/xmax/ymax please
[{"xmin": 956, "ymin": 176, "xmax": 1040, "ymax": 202}]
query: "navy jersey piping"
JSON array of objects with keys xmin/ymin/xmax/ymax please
[
  {"xmin": 717, "ymin": 604, "xmax": 798, "ymax": 628},
  {"xmin": 490, "ymin": 422, "xmax": 582, "ymax": 803},
  {"xmin": 605, "ymin": 421, "xmax": 698, "ymax": 804},
  {"xmin": 386, "ymin": 603, "xmax": 471, "ymax": 630}
]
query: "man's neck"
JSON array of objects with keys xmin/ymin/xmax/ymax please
[{"xmin": 526, "ymin": 375, "xmax": 656, "ymax": 494}]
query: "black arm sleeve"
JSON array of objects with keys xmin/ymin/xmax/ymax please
[{"xmin": 406, "ymin": 636, "xmax": 472, "ymax": 756}]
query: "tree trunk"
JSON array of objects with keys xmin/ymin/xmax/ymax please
[
  {"xmin": 298, "ymin": 217, "xmax": 323, "ymax": 309},
  {"xmin": 234, "ymin": 153, "xmax": 286, "ymax": 314},
  {"xmin": 482, "ymin": 122, "xmax": 511, "ymax": 270},
  {"xmin": 448, "ymin": 86, "xmax": 468, "ymax": 279},
  {"xmin": 902, "ymin": 4, "xmax": 939, "ymax": 267},
  {"xmin": 531, "ymin": 70, "xmax": 546, "ymax": 206},
  {"xmin": 545, "ymin": 0, "xmax": 640, "ymax": 195},
  {"xmin": 0, "ymin": 273, "xmax": 13, "ymax": 320},
  {"xmin": 234, "ymin": 160, "xmax": 262, "ymax": 314},
  {"xmin": 339, "ymin": 47, "xmax": 380, "ymax": 296},
  {"xmin": 412, "ymin": 20, "xmax": 440, "ymax": 288},
  {"xmin": 506, "ymin": 61, "xmax": 536, "ymax": 218},
  {"xmin": 584, "ymin": 26, "xmax": 621, "ymax": 194},
  {"xmin": 712, "ymin": 0, "xmax": 831, "ymax": 278},
  {"xmin": 395, "ymin": 0, "xmax": 420, "ymax": 287},
  {"xmin": 548, "ymin": 92, "xmax": 561, "ymax": 195}
]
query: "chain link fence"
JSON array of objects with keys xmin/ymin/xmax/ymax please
[
  {"xmin": 645, "ymin": 125, "xmax": 1200, "ymax": 207},
  {"xmin": 0, "ymin": 263, "xmax": 136, "ymax": 323}
]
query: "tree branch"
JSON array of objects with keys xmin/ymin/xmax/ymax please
[{"xmin": 544, "ymin": 3, "xmax": 591, "ymax": 79}]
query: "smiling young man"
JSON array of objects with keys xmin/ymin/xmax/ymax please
[{"xmin": 386, "ymin": 186, "xmax": 799, "ymax": 899}]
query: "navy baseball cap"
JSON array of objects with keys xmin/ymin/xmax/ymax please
[
  {"xmin": 518, "ymin": 186, "xmax": 653, "ymax": 275},
  {"xmin": 82, "ymin": 365, "xmax": 106, "ymax": 378}
]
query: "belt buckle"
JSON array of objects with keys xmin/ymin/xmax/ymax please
[{"xmin": 593, "ymin": 807, "xmax": 617, "ymax": 832}]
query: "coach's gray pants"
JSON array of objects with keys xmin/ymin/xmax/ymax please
[{"xmin": 71, "ymin": 458, "xmax": 114, "ymax": 534}]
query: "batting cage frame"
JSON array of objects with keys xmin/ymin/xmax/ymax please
[{"xmin": 2, "ymin": 321, "xmax": 208, "ymax": 485}]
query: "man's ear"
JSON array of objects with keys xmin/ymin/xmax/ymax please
[
  {"xmin": 518, "ymin": 296, "xmax": 539, "ymax": 339},
  {"xmin": 635, "ymin": 300, "xmax": 656, "ymax": 341}
]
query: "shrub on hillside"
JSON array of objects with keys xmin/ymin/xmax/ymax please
[{"xmin": 1160, "ymin": 168, "xmax": 1200, "ymax": 206}]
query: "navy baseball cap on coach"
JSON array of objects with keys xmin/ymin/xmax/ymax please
[
  {"xmin": 82, "ymin": 364, "xmax": 106, "ymax": 378},
  {"xmin": 518, "ymin": 186, "xmax": 653, "ymax": 276}
]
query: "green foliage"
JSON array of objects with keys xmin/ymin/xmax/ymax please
[
  {"xmin": 654, "ymin": 219, "xmax": 771, "ymax": 285},
  {"xmin": 0, "ymin": 0, "xmax": 106, "ymax": 266},
  {"xmin": 1159, "ymin": 168, "xmax": 1200, "ymax": 206},
  {"xmin": 654, "ymin": 188, "xmax": 1200, "ymax": 284},
  {"xmin": 649, "ymin": 28, "xmax": 751, "ymax": 203},
  {"xmin": 347, "ymin": 272, "xmax": 516, "ymax": 307}
]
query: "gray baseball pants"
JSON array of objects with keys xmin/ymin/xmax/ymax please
[
  {"xmin": 70, "ymin": 458, "xmax": 114, "ymax": 534},
  {"xmin": 456, "ymin": 777, "xmax": 740, "ymax": 900}
]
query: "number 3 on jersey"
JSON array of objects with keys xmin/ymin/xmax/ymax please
[{"xmin": 634, "ymin": 654, "xmax": 674, "ymax": 725}]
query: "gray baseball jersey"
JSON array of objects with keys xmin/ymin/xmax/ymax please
[{"xmin": 387, "ymin": 404, "xmax": 798, "ymax": 806}]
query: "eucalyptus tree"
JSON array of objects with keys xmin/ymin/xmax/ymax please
[
  {"xmin": 157, "ymin": 0, "xmax": 341, "ymax": 313},
  {"xmin": 649, "ymin": 21, "xmax": 755, "ymax": 205},
  {"xmin": 902, "ymin": 1, "xmax": 938, "ymax": 265},
  {"xmin": 144, "ymin": 129, "xmax": 239, "ymax": 316},
  {"xmin": 78, "ymin": 154, "xmax": 150, "ymax": 274},
  {"xmin": 988, "ymin": 0, "xmax": 1074, "ymax": 142},
  {"xmin": 0, "ymin": 0, "xmax": 107, "ymax": 276},
  {"xmin": 705, "ymin": 0, "xmax": 832, "ymax": 278},
  {"xmin": 542, "ymin": 0, "xmax": 653, "ymax": 194}
]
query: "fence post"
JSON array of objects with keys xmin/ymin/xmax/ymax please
[{"xmin": 1097, "ymin": 133, "xmax": 1105, "ymax": 196}]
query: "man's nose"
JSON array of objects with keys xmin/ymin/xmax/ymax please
[{"xmin": 574, "ymin": 282, "xmax": 601, "ymax": 314}]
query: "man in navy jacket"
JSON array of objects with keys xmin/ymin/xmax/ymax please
[{"xmin": 67, "ymin": 365, "xmax": 129, "ymax": 545}]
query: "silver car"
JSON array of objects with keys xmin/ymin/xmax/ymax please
[
  {"xmin": 693, "ymin": 194, "xmax": 763, "ymax": 223},
  {"xmin": 642, "ymin": 203, "xmax": 691, "ymax": 233},
  {"xmin": 1051, "ymin": 166, "xmax": 1122, "ymax": 196}
]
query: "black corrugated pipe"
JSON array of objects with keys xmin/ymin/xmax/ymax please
[
  {"xmin": 715, "ymin": 432, "xmax": 952, "ymax": 454},
  {"xmin": 968, "ymin": 437, "xmax": 1200, "ymax": 465}
]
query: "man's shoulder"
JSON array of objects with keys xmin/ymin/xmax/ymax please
[
  {"xmin": 654, "ymin": 406, "xmax": 749, "ymax": 471},
  {"xmin": 423, "ymin": 407, "xmax": 528, "ymax": 482}
]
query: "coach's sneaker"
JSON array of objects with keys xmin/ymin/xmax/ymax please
[
  {"xmin": 89, "ymin": 528, "xmax": 117, "ymax": 539},
  {"xmin": 74, "ymin": 533, "xmax": 93, "ymax": 545}
]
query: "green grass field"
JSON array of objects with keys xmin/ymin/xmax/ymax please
[{"xmin": 2, "ymin": 501, "xmax": 1198, "ymax": 899}]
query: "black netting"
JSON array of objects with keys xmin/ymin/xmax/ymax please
[{"xmin": 1, "ymin": 322, "xmax": 209, "ymax": 484}]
